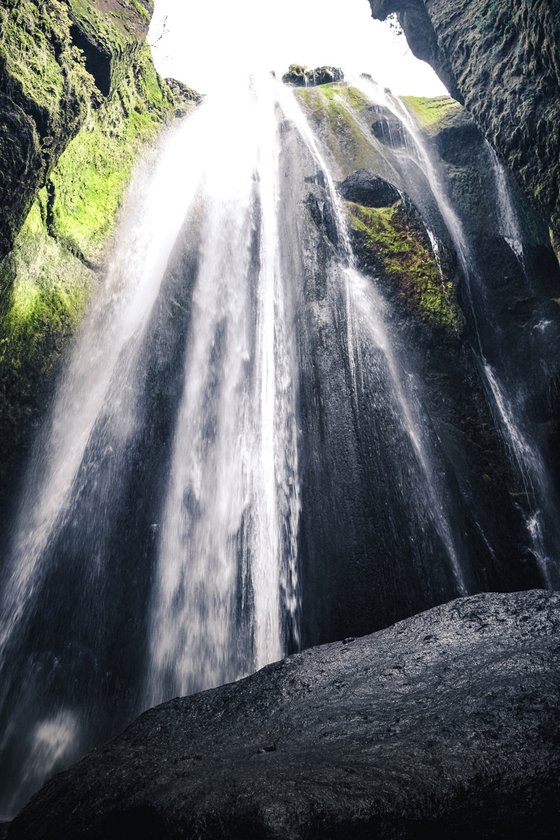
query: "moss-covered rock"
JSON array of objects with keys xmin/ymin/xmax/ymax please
[
  {"xmin": 0, "ymin": 0, "xmax": 196, "ymax": 507},
  {"xmin": 401, "ymin": 95, "xmax": 462, "ymax": 134},
  {"xmin": 346, "ymin": 197, "xmax": 463, "ymax": 331},
  {"xmin": 296, "ymin": 84, "xmax": 381, "ymax": 176}
]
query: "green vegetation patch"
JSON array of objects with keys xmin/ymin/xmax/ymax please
[
  {"xmin": 320, "ymin": 83, "xmax": 370, "ymax": 113},
  {"xmin": 346, "ymin": 199, "xmax": 463, "ymax": 330},
  {"xmin": 296, "ymin": 85, "xmax": 377, "ymax": 174},
  {"xmin": 402, "ymin": 95, "xmax": 462, "ymax": 134},
  {"xmin": 0, "ymin": 0, "xmax": 94, "ymax": 116},
  {"xmin": 0, "ymin": 2, "xmax": 175, "ymax": 495},
  {"xmin": 50, "ymin": 47, "xmax": 171, "ymax": 262},
  {"xmin": 0, "ymin": 197, "xmax": 91, "ymax": 481},
  {"xmin": 70, "ymin": 0, "xmax": 148, "ymax": 43}
]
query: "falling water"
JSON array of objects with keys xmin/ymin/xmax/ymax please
[
  {"xmin": 353, "ymin": 76, "xmax": 559, "ymax": 586},
  {"xmin": 482, "ymin": 362, "xmax": 553, "ymax": 585},
  {"xmin": 146, "ymin": 79, "xmax": 301, "ymax": 703},
  {"xmin": 0, "ymin": 108, "xmax": 215, "ymax": 677},
  {"xmin": 0, "ymin": 76, "xmax": 301, "ymax": 818},
  {"xmin": 281, "ymin": 88, "xmax": 469, "ymax": 595},
  {"xmin": 2, "ymin": 69, "xmax": 552, "ymax": 819},
  {"xmin": 487, "ymin": 144, "xmax": 525, "ymax": 263}
]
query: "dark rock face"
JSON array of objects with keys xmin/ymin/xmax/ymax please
[
  {"xmin": 370, "ymin": 105, "xmax": 407, "ymax": 147},
  {"xmin": 282, "ymin": 64, "xmax": 344, "ymax": 87},
  {"xmin": 8, "ymin": 590, "xmax": 560, "ymax": 839},
  {"xmin": 338, "ymin": 169, "xmax": 401, "ymax": 206},
  {"xmin": 369, "ymin": 0, "xmax": 560, "ymax": 245}
]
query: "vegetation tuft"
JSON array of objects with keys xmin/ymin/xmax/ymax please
[{"xmin": 346, "ymin": 199, "xmax": 463, "ymax": 330}]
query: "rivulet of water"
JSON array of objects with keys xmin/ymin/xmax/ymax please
[
  {"xmin": 145, "ymin": 78, "xmax": 301, "ymax": 704},
  {"xmin": 282, "ymin": 87, "xmax": 469, "ymax": 595},
  {"xmin": 353, "ymin": 76, "xmax": 559, "ymax": 586}
]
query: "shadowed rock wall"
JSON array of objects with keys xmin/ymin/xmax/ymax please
[{"xmin": 369, "ymin": 0, "xmax": 560, "ymax": 249}]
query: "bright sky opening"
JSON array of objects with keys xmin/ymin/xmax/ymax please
[{"xmin": 149, "ymin": 0, "xmax": 448, "ymax": 97}]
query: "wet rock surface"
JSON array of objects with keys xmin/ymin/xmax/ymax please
[
  {"xmin": 338, "ymin": 169, "xmax": 401, "ymax": 207},
  {"xmin": 0, "ymin": 0, "xmax": 154, "ymax": 261},
  {"xmin": 8, "ymin": 590, "xmax": 560, "ymax": 839},
  {"xmin": 369, "ymin": 0, "xmax": 560, "ymax": 244},
  {"xmin": 282, "ymin": 64, "xmax": 344, "ymax": 87}
]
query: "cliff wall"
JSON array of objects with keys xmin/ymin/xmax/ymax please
[
  {"xmin": 0, "ymin": 0, "xmax": 196, "ymax": 506},
  {"xmin": 369, "ymin": 0, "xmax": 560, "ymax": 253}
]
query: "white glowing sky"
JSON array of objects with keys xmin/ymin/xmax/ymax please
[{"xmin": 149, "ymin": 0, "xmax": 447, "ymax": 96}]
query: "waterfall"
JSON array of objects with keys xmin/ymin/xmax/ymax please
[
  {"xmin": 0, "ymin": 113, "xmax": 210, "ymax": 678},
  {"xmin": 487, "ymin": 144, "xmax": 525, "ymax": 264},
  {"xmin": 352, "ymin": 76, "xmax": 560, "ymax": 587},
  {"xmin": 0, "ymin": 77, "xmax": 302, "ymax": 818},
  {"xmin": 280, "ymin": 88, "xmax": 469, "ymax": 595},
  {"xmin": 145, "ymin": 79, "xmax": 301, "ymax": 703},
  {"xmin": 1, "ymin": 71, "xmax": 555, "ymax": 819}
]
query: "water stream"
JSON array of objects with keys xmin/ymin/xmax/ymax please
[
  {"xmin": 353, "ymin": 76, "xmax": 560, "ymax": 587},
  {"xmin": 0, "ymin": 72, "xmax": 556, "ymax": 818}
]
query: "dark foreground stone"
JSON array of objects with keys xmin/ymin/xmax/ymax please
[{"xmin": 9, "ymin": 590, "xmax": 560, "ymax": 839}]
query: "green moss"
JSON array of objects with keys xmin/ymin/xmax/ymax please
[
  {"xmin": 402, "ymin": 95, "xmax": 462, "ymax": 133},
  {"xmin": 343, "ymin": 86, "xmax": 370, "ymax": 112},
  {"xmin": 4, "ymin": 193, "xmax": 90, "ymax": 336},
  {"xmin": 50, "ymin": 47, "xmax": 170, "ymax": 262},
  {"xmin": 0, "ymin": 0, "xmax": 94, "ymax": 115},
  {"xmin": 131, "ymin": 0, "xmax": 150, "ymax": 22},
  {"xmin": 346, "ymin": 200, "xmax": 463, "ymax": 330},
  {"xmin": 295, "ymin": 85, "xmax": 376, "ymax": 174},
  {"xmin": 70, "ymin": 0, "xmax": 144, "ymax": 43},
  {"xmin": 0, "ymin": 200, "xmax": 91, "ymax": 474},
  {"xmin": 0, "ymin": 0, "xmax": 175, "ymax": 498},
  {"xmin": 319, "ymin": 83, "xmax": 370, "ymax": 112},
  {"xmin": 550, "ymin": 227, "xmax": 560, "ymax": 265}
]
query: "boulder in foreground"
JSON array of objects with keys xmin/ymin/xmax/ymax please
[{"xmin": 9, "ymin": 590, "xmax": 560, "ymax": 838}]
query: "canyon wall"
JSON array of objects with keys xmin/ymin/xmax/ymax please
[
  {"xmin": 0, "ymin": 0, "xmax": 196, "ymax": 509},
  {"xmin": 369, "ymin": 0, "xmax": 560, "ymax": 254}
]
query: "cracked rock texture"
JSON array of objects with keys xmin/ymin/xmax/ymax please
[
  {"xmin": 369, "ymin": 1, "xmax": 560, "ymax": 248},
  {"xmin": 8, "ymin": 590, "xmax": 560, "ymax": 839}
]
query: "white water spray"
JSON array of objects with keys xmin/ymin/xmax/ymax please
[
  {"xmin": 0, "ymin": 111, "xmax": 213, "ymax": 671},
  {"xmin": 487, "ymin": 144, "xmax": 525, "ymax": 263},
  {"xmin": 352, "ymin": 77, "xmax": 560, "ymax": 584},
  {"xmin": 282, "ymin": 87, "xmax": 468, "ymax": 594},
  {"xmin": 146, "ymin": 79, "xmax": 301, "ymax": 701}
]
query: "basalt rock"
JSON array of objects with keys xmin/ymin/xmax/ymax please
[
  {"xmin": 8, "ymin": 590, "xmax": 560, "ymax": 839},
  {"xmin": 165, "ymin": 77, "xmax": 203, "ymax": 116},
  {"xmin": 338, "ymin": 169, "xmax": 401, "ymax": 207},
  {"xmin": 282, "ymin": 64, "xmax": 344, "ymax": 87},
  {"xmin": 370, "ymin": 105, "xmax": 407, "ymax": 147},
  {"xmin": 369, "ymin": 0, "xmax": 560, "ymax": 248}
]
